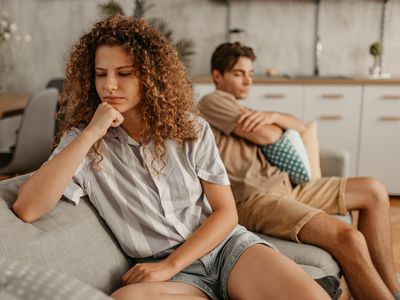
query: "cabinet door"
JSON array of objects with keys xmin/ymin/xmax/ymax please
[
  {"xmin": 246, "ymin": 84, "xmax": 303, "ymax": 119},
  {"xmin": 192, "ymin": 84, "xmax": 215, "ymax": 102},
  {"xmin": 303, "ymin": 85, "xmax": 362, "ymax": 176},
  {"xmin": 358, "ymin": 85, "xmax": 400, "ymax": 195}
]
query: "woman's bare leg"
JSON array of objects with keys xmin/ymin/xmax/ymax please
[
  {"xmin": 227, "ymin": 244, "xmax": 330, "ymax": 300},
  {"xmin": 111, "ymin": 281, "xmax": 209, "ymax": 300}
]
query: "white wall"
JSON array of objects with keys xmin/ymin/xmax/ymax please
[{"xmin": 1, "ymin": 0, "xmax": 399, "ymax": 94}]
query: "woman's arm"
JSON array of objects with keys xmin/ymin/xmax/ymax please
[
  {"xmin": 165, "ymin": 180, "xmax": 238, "ymax": 268},
  {"xmin": 122, "ymin": 180, "xmax": 238, "ymax": 284},
  {"xmin": 13, "ymin": 103, "xmax": 124, "ymax": 222}
]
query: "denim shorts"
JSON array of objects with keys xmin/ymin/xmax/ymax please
[{"xmin": 136, "ymin": 225, "xmax": 276, "ymax": 300}]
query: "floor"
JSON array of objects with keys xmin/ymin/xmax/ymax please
[
  {"xmin": 339, "ymin": 197, "xmax": 400, "ymax": 300},
  {"xmin": 391, "ymin": 197, "xmax": 400, "ymax": 274}
]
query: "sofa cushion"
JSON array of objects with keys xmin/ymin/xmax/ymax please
[
  {"xmin": 0, "ymin": 257, "xmax": 112, "ymax": 300},
  {"xmin": 0, "ymin": 174, "xmax": 132, "ymax": 294}
]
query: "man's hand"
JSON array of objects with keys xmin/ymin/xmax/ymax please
[
  {"xmin": 237, "ymin": 108, "xmax": 276, "ymax": 132},
  {"xmin": 121, "ymin": 260, "xmax": 179, "ymax": 285}
]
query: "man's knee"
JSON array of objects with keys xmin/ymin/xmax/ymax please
[
  {"xmin": 299, "ymin": 213, "xmax": 368, "ymax": 256},
  {"xmin": 348, "ymin": 177, "xmax": 389, "ymax": 210},
  {"xmin": 361, "ymin": 177, "xmax": 389, "ymax": 208},
  {"xmin": 337, "ymin": 226, "xmax": 366, "ymax": 248}
]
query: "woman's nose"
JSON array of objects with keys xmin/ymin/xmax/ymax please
[{"xmin": 105, "ymin": 74, "xmax": 118, "ymax": 93}]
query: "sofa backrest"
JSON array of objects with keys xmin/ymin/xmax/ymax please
[{"xmin": 0, "ymin": 174, "xmax": 132, "ymax": 294}]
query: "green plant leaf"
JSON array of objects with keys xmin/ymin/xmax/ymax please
[
  {"xmin": 133, "ymin": 0, "xmax": 154, "ymax": 19},
  {"xmin": 175, "ymin": 38, "xmax": 196, "ymax": 67},
  {"xmin": 98, "ymin": 1, "xmax": 125, "ymax": 18},
  {"xmin": 149, "ymin": 17, "xmax": 173, "ymax": 42}
]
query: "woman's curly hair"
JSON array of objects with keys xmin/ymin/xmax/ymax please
[{"xmin": 56, "ymin": 15, "xmax": 198, "ymax": 173}]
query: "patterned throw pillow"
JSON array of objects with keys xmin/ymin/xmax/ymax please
[
  {"xmin": 261, "ymin": 129, "xmax": 311, "ymax": 185},
  {"xmin": 0, "ymin": 257, "xmax": 112, "ymax": 300}
]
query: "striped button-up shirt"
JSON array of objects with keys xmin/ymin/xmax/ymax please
[{"xmin": 52, "ymin": 117, "xmax": 230, "ymax": 258}]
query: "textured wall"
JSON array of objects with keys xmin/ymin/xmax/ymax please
[{"xmin": 1, "ymin": 0, "xmax": 399, "ymax": 94}]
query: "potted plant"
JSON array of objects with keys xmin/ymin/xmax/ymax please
[
  {"xmin": 369, "ymin": 41, "xmax": 383, "ymax": 78},
  {"xmin": 98, "ymin": 0, "xmax": 195, "ymax": 69}
]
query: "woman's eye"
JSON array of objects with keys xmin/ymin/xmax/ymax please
[
  {"xmin": 96, "ymin": 73, "xmax": 106, "ymax": 77},
  {"xmin": 119, "ymin": 72, "xmax": 131, "ymax": 76}
]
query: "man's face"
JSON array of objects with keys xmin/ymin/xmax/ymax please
[{"xmin": 212, "ymin": 56, "xmax": 254, "ymax": 100}]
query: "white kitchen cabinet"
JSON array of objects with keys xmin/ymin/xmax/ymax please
[
  {"xmin": 246, "ymin": 84, "xmax": 303, "ymax": 119},
  {"xmin": 193, "ymin": 83, "xmax": 304, "ymax": 118},
  {"xmin": 303, "ymin": 85, "xmax": 363, "ymax": 176},
  {"xmin": 358, "ymin": 86, "xmax": 400, "ymax": 195}
]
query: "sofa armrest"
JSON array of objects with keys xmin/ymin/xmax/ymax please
[{"xmin": 320, "ymin": 149, "xmax": 350, "ymax": 177}]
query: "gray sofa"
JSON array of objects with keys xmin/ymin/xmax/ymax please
[{"xmin": 0, "ymin": 151, "xmax": 350, "ymax": 300}]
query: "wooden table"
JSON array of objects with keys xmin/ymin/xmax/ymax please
[{"xmin": 0, "ymin": 93, "xmax": 30, "ymax": 118}]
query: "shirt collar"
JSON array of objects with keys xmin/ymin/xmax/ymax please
[{"xmin": 106, "ymin": 126, "xmax": 141, "ymax": 146}]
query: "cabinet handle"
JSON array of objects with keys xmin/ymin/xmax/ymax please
[
  {"xmin": 320, "ymin": 94, "xmax": 344, "ymax": 100},
  {"xmin": 381, "ymin": 95, "xmax": 400, "ymax": 100},
  {"xmin": 379, "ymin": 116, "xmax": 400, "ymax": 121},
  {"xmin": 263, "ymin": 94, "xmax": 286, "ymax": 99},
  {"xmin": 319, "ymin": 115, "xmax": 343, "ymax": 121}
]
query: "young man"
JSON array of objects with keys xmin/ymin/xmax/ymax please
[{"xmin": 199, "ymin": 42, "xmax": 400, "ymax": 300}]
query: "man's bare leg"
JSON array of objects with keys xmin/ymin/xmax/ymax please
[
  {"xmin": 298, "ymin": 177, "xmax": 399, "ymax": 299},
  {"xmin": 345, "ymin": 177, "xmax": 399, "ymax": 294},
  {"xmin": 298, "ymin": 212, "xmax": 393, "ymax": 299}
]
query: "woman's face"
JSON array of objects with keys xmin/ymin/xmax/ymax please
[{"xmin": 95, "ymin": 45, "xmax": 141, "ymax": 114}]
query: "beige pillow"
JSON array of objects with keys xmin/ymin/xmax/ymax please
[{"xmin": 301, "ymin": 121, "xmax": 321, "ymax": 179}]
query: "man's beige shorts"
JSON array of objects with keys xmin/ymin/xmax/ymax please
[{"xmin": 236, "ymin": 177, "xmax": 348, "ymax": 242}]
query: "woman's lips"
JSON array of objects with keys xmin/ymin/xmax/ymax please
[{"xmin": 104, "ymin": 96, "xmax": 123, "ymax": 104}]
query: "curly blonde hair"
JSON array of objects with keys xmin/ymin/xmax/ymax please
[{"xmin": 56, "ymin": 15, "xmax": 198, "ymax": 173}]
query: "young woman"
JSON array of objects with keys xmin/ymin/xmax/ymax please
[{"xmin": 13, "ymin": 16, "xmax": 329, "ymax": 300}]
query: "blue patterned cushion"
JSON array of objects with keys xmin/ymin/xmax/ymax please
[{"xmin": 261, "ymin": 129, "xmax": 311, "ymax": 185}]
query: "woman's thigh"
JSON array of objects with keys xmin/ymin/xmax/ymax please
[
  {"xmin": 226, "ymin": 244, "xmax": 330, "ymax": 300},
  {"xmin": 111, "ymin": 281, "xmax": 209, "ymax": 300}
]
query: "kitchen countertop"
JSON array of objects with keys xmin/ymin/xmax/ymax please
[{"xmin": 193, "ymin": 76, "xmax": 400, "ymax": 85}]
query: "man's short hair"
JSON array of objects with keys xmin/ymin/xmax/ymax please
[{"xmin": 211, "ymin": 42, "xmax": 256, "ymax": 75}]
